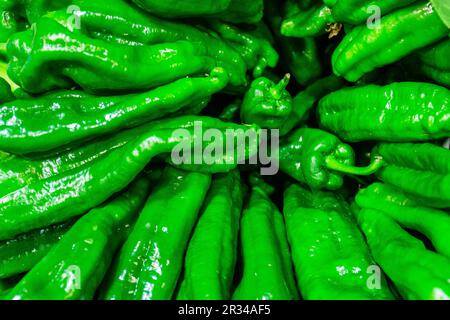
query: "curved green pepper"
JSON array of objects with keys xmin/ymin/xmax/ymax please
[
  {"xmin": 283, "ymin": 184, "xmax": 394, "ymax": 300},
  {"xmin": 281, "ymin": 0, "xmax": 334, "ymax": 38},
  {"xmin": 0, "ymin": 219, "xmax": 73, "ymax": 279},
  {"xmin": 0, "ymin": 68, "xmax": 228, "ymax": 154},
  {"xmin": 417, "ymin": 39, "xmax": 450, "ymax": 87},
  {"xmin": 332, "ymin": 1, "xmax": 448, "ymax": 81},
  {"xmin": 4, "ymin": 176, "xmax": 151, "ymax": 300},
  {"xmin": 241, "ymin": 74, "xmax": 294, "ymax": 135},
  {"xmin": 356, "ymin": 183, "xmax": 450, "ymax": 258},
  {"xmin": 176, "ymin": 170, "xmax": 245, "ymax": 300},
  {"xmin": 132, "ymin": 0, "xmax": 263, "ymax": 24},
  {"xmin": 279, "ymin": 128, "xmax": 383, "ymax": 190},
  {"xmin": 265, "ymin": 0, "xmax": 322, "ymax": 86},
  {"xmin": 325, "ymin": 0, "xmax": 418, "ymax": 25},
  {"xmin": 101, "ymin": 167, "xmax": 211, "ymax": 300},
  {"xmin": 318, "ymin": 82, "xmax": 450, "ymax": 142},
  {"xmin": 0, "ymin": 116, "xmax": 258, "ymax": 240},
  {"xmin": 372, "ymin": 142, "xmax": 450, "ymax": 208},
  {"xmin": 6, "ymin": 0, "xmax": 248, "ymax": 94},
  {"xmin": 354, "ymin": 206, "xmax": 450, "ymax": 300},
  {"xmin": 232, "ymin": 187, "xmax": 299, "ymax": 300},
  {"xmin": 206, "ymin": 20, "xmax": 279, "ymax": 78}
]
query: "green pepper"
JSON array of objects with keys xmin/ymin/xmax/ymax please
[
  {"xmin": 279, "ymin": 127, "xmax": 384, "ymax": 190},
  {"xmin": 281, "ymin": 0, "xmax": 334, "ymax": 38},
  {"xmin": 283, "ymin": 183, "xmax": 394, "ymax": 300},
  {"xmin": 101, "ymin": 167, "xmax": 211, "ymax": 300},
  {"xmin": 265, "ymin": 0, "xmax": 322, "ymax": 86},
  {"xmin": 4, "ymin": 176, "xmax": 151, "ymax": 300},
  {"xmin": 353, "ymin": 206, "xmax": 450, "ymax": 300},
  {"xmin": 0, "ymin": 67, "xmax": 228, "ymax": 154},
  {"xmin": 0, "ymin": 219, "xmax": 73, "ymax": 279},
  {"xmin": 356, "ymin": 183, "xmax": 450, "ymax": 258},
  {"xmin": 131, "ymin": 0, "xmax": 263, "ymax": 24},
  {"xmin": 417, "ymin": 39, "xmax": 450, "ymax": 88},
  {"xmin": 371, "ymin": 143, "xmax": 450, "ymax": 209},
  {"xmin": 219, "ymin": 98, "xmax": 241, "ymax": 122},
  {"xmin": 232, "ymin": 186, "xmax": 299, "ymax": 300},
  {"xmin": 241, "ymin": 74, "xmax": 295, "ymax": 135},
  {"xmin": 0, "ymin": 115, "xmax": 259, "ymax": 240},
  {"xmin": 176, "ymin": 170, "xmax": 245, "ymax": 300},
  {"xmin": 318, "ymin": 82, "xmax": 450, "ymax": 142},
  {"xmin": 6, "ymin": 0, "xmax": 248, "ymax": 94},
  {"xmin": 324, "ymin": 0, "xmax": 418, "ymax": 25},
  {"xmin": 206, "ymin": 20, "xmax": 279, "ymax": 78},
  {"xmin": 332, "ymin": 1, "xmax": 448, "ymax": 82}
]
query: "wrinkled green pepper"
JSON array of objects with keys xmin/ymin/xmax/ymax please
[
  {"xmin": 232, "ymin": 186, "xmax": 299, "ymax": 300},
  {"xmin": 132, "ymin": 0, "xmax": 263, "ymax": 24},
  {"xmin": 101, "ymin": 167, "xmax": 211, "ymax": 300},
  {"xmin": 356, "ymin": 183, "xmax": 450, "ymax": 258},
  {"xmin": 0, "ymin": 219, "xmax": 73, "ymax": 279},
  {"xmin": 283, "ymin": 184, "xmax": 394, "ymax": 300},
  {"xmin": 206, "ymin": 20, "xmax": 278, "ymax": 78},
  {"xmin": 371, "ymin": 142, "xmax": 450, "ymax": 208},
  {"xmin": 324, "ymin": 0, "xmax": 418, "ymax": 25},
  {"xmin": 265, "ymin": 0, "xmax": 322, "ymax": 86},
  {"xmin": 6, "ymin": 0, "xmax": 248, "ymax": 94},
  {"xmin": 281, "ymin": 0, "xmax": 334, "ymax": 38},
  {"xmin": 417, "ymin": 39, "xmax": 450, "ymax": 87},
  {"xmin": 241, "ymin": 74, "xmax": 294, "ymax": 135},
  {"xmin": 4, "ymin": 177, "xmax": 150, "ymax": 300},
  {"xmin": 0, "ymin": 116, "xmax": 259, "ymax": 240},
  {"xmin": 318, "ymin": 82, "xmax": 450, "ymax": 142},
  {"xmin": 353, "ymin": 205, "xmax": 450, "ymax": 300},
  {"xmin": 177, "ymin": 170, "xmax": 245, "ymax": 300},
  {"xmin": 279, "ymin": 128, "xmax": 384, "ymax": 190},
  {"xmin": 0, "ymin": 68, "xmax": 228, "ymax": 154},
  {"xmin": 332, "ymin": 1, "xmax": 448, "ymax": 81}
]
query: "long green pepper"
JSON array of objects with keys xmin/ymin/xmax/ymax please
[
  {"xmin": 101, "ymin": 167, "xmax": 211, "ymax": 300},
  {"xmin": 176, "ymin": 171, "xmax": 245, "ymax": 300},
  {"xmin": 232, "ymin": 187, "xmax": 299, "ymax": 300},
  {"xmin": 5, "ymin": 176, "xmax": 151, "ymax": 300},
  {"xmin": 283, "ymin": 184, "xmax": 394, "ymax": 300}
]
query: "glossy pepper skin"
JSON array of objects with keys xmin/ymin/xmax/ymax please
[
  {"xmin": 265, "ymin": 0, "xmax": 322, "ymax": 86},
  {"xmin": 0, "ymin": 220, "xmax": 73, "ymax": 279},
  {"xmin": 232, "ymin": 187, "xmax": 299, "ymax": 300},
  {"xmin": 132, "ymin": 0, "xmax": 263, "ymax": 24},
  {"xmin": 206, "ymin": 20, "xmax": 279, "ymax": 78},
  {"xmin": 281, "ymin": 0, "xmax": 334, "ymax": 38},
  {"xmin": 318, "ymin": 82, "xmax": 450, "ymax": 142},
  {"xmin": 353, "ymin": 205, "xmax": 450, "ymax": 300},
  {"xmin": 283, "ymin": 184, "xmax": 394, "ymax": 300},
  {"xmin": 101, "ymin": 167, "xmax": 211, "ymax": 300},
  {"xmin": 356, "ymin": 183, "xmax": 450, "ymax": 258},
  {"xmin": 0, "ymin": 116, "xmax": 258, "ymax": 240},
  {"xmin": 6, "ymin": 0, "xmax": 247, "ymax": 94},
  {"xmin": 324, "ymin": 0, "xmax": 418, "ymax": 25},
  {"xmin": 241, "ymin": 74, "xmax": 295, "ymax": 136},
  {"xmin": 176, "ymin": 170, "xmax": 245, "ymax": 300},
  {"xmin": 417, "ymin": 39, "xmax": 450, "ymax": 88},
  {"xmin": 4, "ymin": 177, "xmax": 151, "ymax": 300},
  {"xmin": 0, "ymin": 68, "xmax": 228, "ymax": 154},
  {"xmin": 372, "ymin": 143, "xmax": 450, "ymax": 209},
  {"xmin": 279, "ymin": 128, "xmax": 383, "ymax": 190},
  {"xmin": 332, "ymin": 1, "xmax": 448, "ymax": 82}
]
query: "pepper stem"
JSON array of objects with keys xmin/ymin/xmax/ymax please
[
  {"xmin": 325, "ymin": 155, "xmax": 385, "ymax": 176},
  {"xmin": 270, "ymin": 73, "xmax": 290, "ymax": 100}
]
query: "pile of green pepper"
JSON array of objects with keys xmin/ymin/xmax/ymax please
[{"xmin": 0, "ymin": 0, "xmax": 449, "ymax": 301}]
